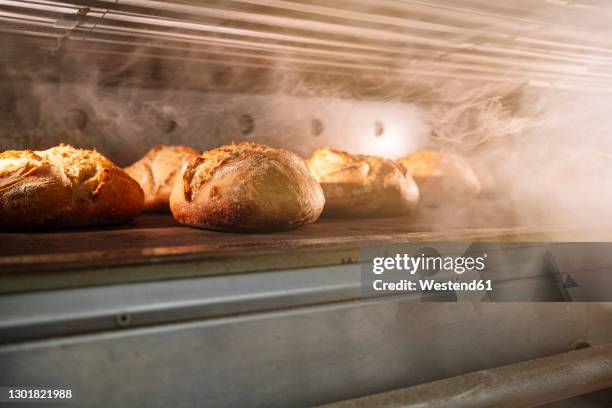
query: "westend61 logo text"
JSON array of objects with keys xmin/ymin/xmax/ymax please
[{"xmin": 370, "ymin": 253, "xmax": 493, "ymax": 294}]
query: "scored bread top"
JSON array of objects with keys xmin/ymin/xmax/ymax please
[
  {"xmin": 397, "ymin": 150, "xmax": 471, "ymax": 178},
  {"xmin": 171, "ymin": 142, "xmax": 325, "ymax": 231},
  {"xmin": 0, "ymin": 150, "xmax": 46, "ymax": 193},
  {"xmin": 0, "ymin": 144, "xmax": 144, "ymax": 228},
  {"xmin": 1, "ymin": 144, "xmax": 117, "ymax": 201},
  {"xmin": 306, "ymin": 147, "xmax": 419, "ymax": 217},
  {"xmin": 307, "ymin": 147, "xmax": 409, "ymax": 191},
  {"xmin": 182, "ymin": 142, "xmax": 295, "ymax": 201},
  {"xmin": 124, "ymin": 144, "xmax": 198, "ymax": 211}
]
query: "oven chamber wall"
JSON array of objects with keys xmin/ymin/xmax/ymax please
[
  {"xmin": 1, "ymin": 60, "xmax": 610, "ymax": 230},
  {"xmin": 0, "ymin": 72, "xmax": 436, "ymax": 165}
]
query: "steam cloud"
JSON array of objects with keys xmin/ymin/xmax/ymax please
[{"xmin": 1, "ymin": 26, "xmax": 611, "ymax": 236}]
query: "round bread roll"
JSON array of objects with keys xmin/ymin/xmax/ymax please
[
  {"xmin": 397, "ymin": 150, "xmax": 480, "ymax": 206},
  {"xmin": 307, "ymin": 148, "xmax": 419, "ymax": 217},
  {"xmin": 0, "ymin": 144, "xmax": 144, "ymax": 229},
  {"xmin": 125, "ymin": 145, "xmax": 198, "ymax": 212},
  {"xmin": 170, "ymin": 142, "xmax": 324, "ymax": 232}
]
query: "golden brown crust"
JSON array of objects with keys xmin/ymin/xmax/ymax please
[
  {"xmin": 397, "ymin": 150, "xmax": 480, "ymax": 206},
  {"xmin": 170, "ymin": 142, "xmax": 325, "ymax": 232},
  {"xmin": 307, "ymin": 148, "xmax": 419, "ymax": 217},
  {"xmin": 124, "ymin": 145, "xmax": 198, "ymax": 212},
  {"xmin": 0, "ymin": 144, "xmax": 144, "ymax": 229}
]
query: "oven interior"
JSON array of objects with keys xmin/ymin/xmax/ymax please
[{"xmin": 3, "ymin": 1, "xmax": 612, "ymax": 407}]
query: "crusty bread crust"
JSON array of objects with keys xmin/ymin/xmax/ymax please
[
  {"xmin": 307, "ymin": 148, "xmax": 419, "ymax": 217},
  {"xmin": 125, "ymin": 145, "xmax": 198, "ymax": 212},
  {"xmin": 0, "ymin": 144, "xmax": 144, "ymax": 229},
  {"xmin": 170, "ymin": 142, "xmax": 325, "ymax": 232},
  {"xmin": 397, "ymin": 150, "xmax": 480, "ymax": 206}
]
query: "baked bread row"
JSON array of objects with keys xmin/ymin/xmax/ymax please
[
  {"xmin": 0, "ymin": 143, "xmax": 325, "ymax": 231},
  {"xmin": 129, "ymin": 144, "xmax": 481, "ymax": 222},
  {"xmin": 307, "ymin": 148, "xmax": 481, "ymax": 216},
  {"xmin": 0, "ymin": 143, "xmax": 483, "ymax": 231}
]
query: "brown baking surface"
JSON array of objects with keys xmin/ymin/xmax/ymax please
[
  {"xmin": 0, "ymin": 204, "xmax": 609, "ymax": 294},
  {"xmin": 0, "ymin": 211, "xmax": 570, "ymax": 269}
]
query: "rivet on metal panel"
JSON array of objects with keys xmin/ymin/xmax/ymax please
[
  {"xmin": 374, "ymin": 120, "xmax": 384, "ymax": 137},
  {"xmin": 239, "ymin": 114, "xmax": 255, "ymax": 135},
  {"xmin": 157, "ymin": 115, "xmax": 177, "ymax": 133},
  {"xmin": 64, "ymin": 109, "xmax": 88, "ymax": 130},
  {"xmin": 164, "ymin": 119, "xmax": 178, "ymax": 133},
  {"xmin": 311, "ymin": 118, "xmax": 324, "ymax": 136},
  {"xmin": 116, "ymin": 312, "xmax": 131, "ymax": 327}
]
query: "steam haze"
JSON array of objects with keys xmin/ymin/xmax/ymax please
[{"xmin": 1, "ymin": 0, "xmax": 612, "ymax": 235}]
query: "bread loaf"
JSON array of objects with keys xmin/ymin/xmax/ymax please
[
  {"xmin": 170, "ymin": 142, "xmax": 324, "ymax": 231},
  {"xmin": 307, "ymin": 148, "xmax": 419, "ymax": 217},
  {"xmin": 397, "ymin": 150, "xmax": 480, "ymax": 206},
  {"xmin": 0, "ymin": 144, "xmax": 144, "ymax": 229},
  {"xmin": 125, "ymin": 145, "xmax": 198, "ymax": 211}
]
